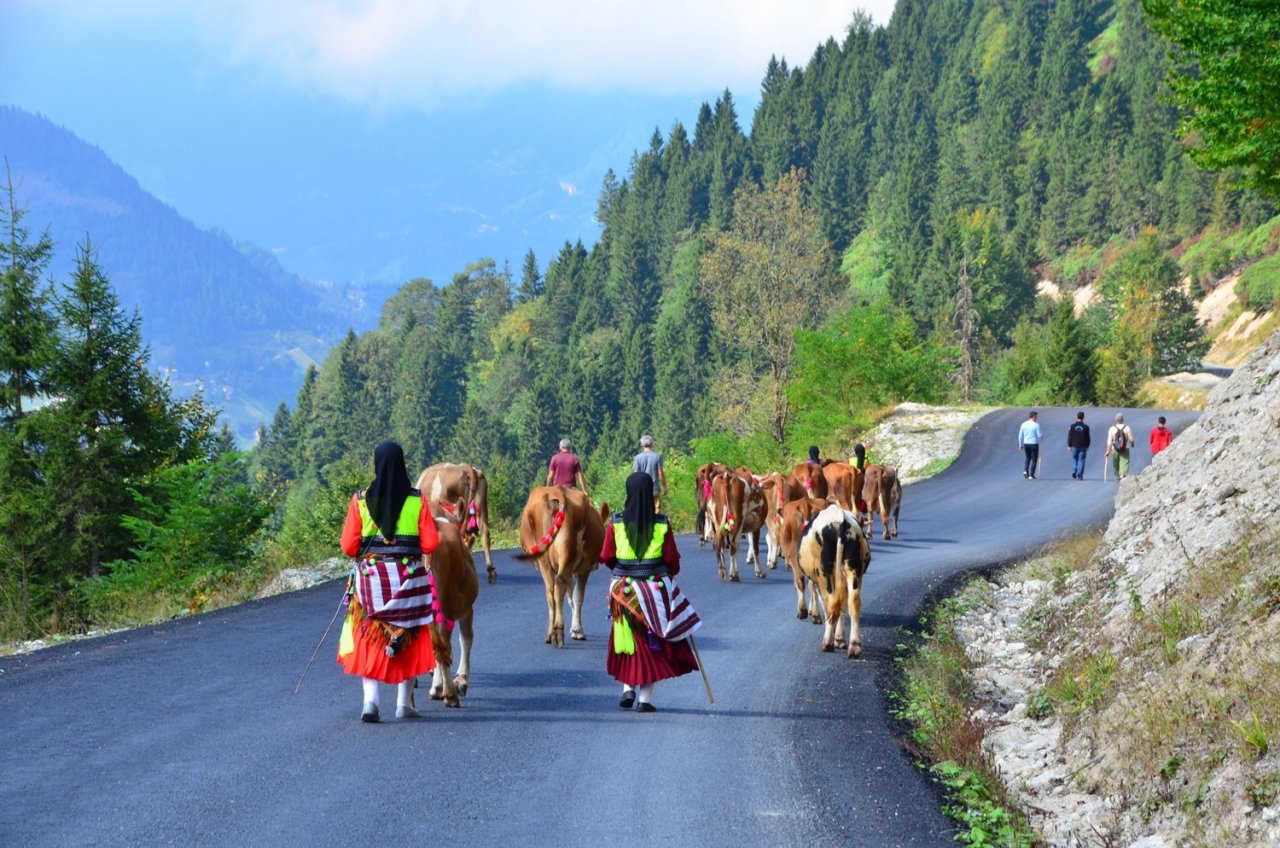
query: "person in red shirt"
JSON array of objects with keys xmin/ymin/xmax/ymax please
[
  {"xmin": 546, "ymin": 438, "xmax": 588, "ymax": 494},
  {"xmin": 1149, "ymin": 416, "xmax": 1174, "ymax": 455}
]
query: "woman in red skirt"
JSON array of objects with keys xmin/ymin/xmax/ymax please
[
  {"xmin": 338, "ymin": 441, "xmax": 439, "ymax": 722},
  {"xmin": 600, "ymin": 471, "xmax": 701, "ymax": 712}
]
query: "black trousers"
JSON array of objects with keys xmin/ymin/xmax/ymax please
[{"xmin": 1023, "ymin": 445, "xmax": 1039, "ymax": 477}]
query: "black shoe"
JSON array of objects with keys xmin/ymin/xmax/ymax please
[
  {"xmin": 361, "ymin": 702, "xmax": 379, "ymax": 723},
  {"xmin": 1023, "ymin": 471, "xmax": 1028, "ymax": 478},
  {"xmin": 619, "ymin": 690, "xmax": 636, "ymax": 709},
  {"xmin": 636, "ymin": 702, "xmax": 657, "ymax": 713}
]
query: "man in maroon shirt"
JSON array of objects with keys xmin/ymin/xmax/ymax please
[{"xmin": 546, "ymin": 438, "xmax": 588, "ymax": 495}]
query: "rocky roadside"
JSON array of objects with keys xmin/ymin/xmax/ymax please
[{"xmin": 952, "ymin": 330, "xmax": 1280, "ymax": 847}]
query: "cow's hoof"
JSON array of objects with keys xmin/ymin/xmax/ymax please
[
  {"xmin": 848, "ymin": 642, "xmax": 863, "ymax": 659},
  {"xmin": 429, "ymin": 688, "xmax": 444, "ymax": 701},
  {"xmin": 455, "ymin": 679, "xmax": 469, "ymax": 697},
  {"xmin": 730, "ymin": 573, "xmax": 740, "ymax": 583},
  {"xmin": 444, "ymin": 695, "xmax": 461, "ymax": 708},
  {"xmin": 821, "ymin": 643, "xmax": 834, "ymax": 653},
  {"xmin": 486, "ymin": 568, "xmax": 497, "ymax": 584},
  {"xmin": 571, "ymin": 629, "xmax": 586, "ymax": 641},
  {"xmin": 755, "ymin": 570, "xmax": 766, "ymax": 579},
  {"xmin": 797, "ymin": 610, "xmax": 807, "ymax": 620}
]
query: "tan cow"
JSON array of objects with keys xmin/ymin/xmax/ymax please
[
  {"xmin": 777, "ymin": 496, "xmax": 829, "ymax": 623},
  {"xmin": 861, "ymin": 464, "xmax": 902, "ymax": 540},
  {"xmin": 417, "ymin": 462, "xmax": 496, "ymax": 584},
  {"xmin": 759, "ymin": 472, "xmax": 805, "ymax": 570},
  {"xmin": 423, "ymin": 508, "xmax": 478, "ymax": 707},
  {"xmin": 704, "ymin": 470, "xmax": 768, "ymax": 581},
  {"xmin": 821, "ymin": 461, "xmax": 864, "ymax": 514},
  {"xmin": 516, "ymin": 486, "xmax": 607, "ymax": 647},
  {"xmin": 797, "ymin": 503, "xmax": 872, "ymax": 657},
  {"xmin": 693, "ymin": 462, "xmax": 729, "ymax": 546},
  {"xmin": 791, "ymin": 461, "xmax": 829, "ymax": 501}
]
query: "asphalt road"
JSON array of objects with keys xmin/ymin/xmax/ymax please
[{"xmin": 0, "ymin": 407, "xmax": 1198, "ymax": 848}]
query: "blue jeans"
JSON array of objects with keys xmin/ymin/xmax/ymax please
[{"xmin": 1072, "ymin": 447, "xmax": 1087, "ymax": 478}]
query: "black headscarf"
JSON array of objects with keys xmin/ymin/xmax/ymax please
[
  {"xmin": 808, "ymin": 445, "xmax": 821, "ymax": 463},
  {"xmin": 621, "ymin": 471, "xmax": 657, "ymax": 555},
  {"xmin": 366, "ymin": 441, "xmax": 413, "ymax": 540}
]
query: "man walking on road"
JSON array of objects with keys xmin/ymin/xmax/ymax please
[
  {"xmin": 547, "ymin": 439, "xmax": 588, "ymax": 496},
  {"xmin": 632, "ymin": 435, "xmax": 668, "ymax": 510},
  {"xmin": 1018, "ymin": 410, "xmax": 1041, "ymax": 479},
  {"xmin": 1150, "ymin": 416, "xmax": 1174, "ymax": 455},
  {"xmin": 1067, "ymin": 411, "xmax": 1091, "ymax": 479},
  {"xmin": 1105, "ymin": 414, "xmax": 1135, "ymax": 480}
]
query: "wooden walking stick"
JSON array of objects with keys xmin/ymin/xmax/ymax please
[
  {"xmin": 294, "ymin": 577, "xmax": 351, "ymax": 694},
  {"xmin": 688, "ymin": 634, "xmax": 715, "ymax": 704}
]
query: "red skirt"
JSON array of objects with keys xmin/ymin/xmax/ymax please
[
  {"xmin": 606, "ymin": 618, "xmax": 698, "ymax": 686},
  {"xmin": 337, "ymin": 602, "xmax": 435, "ymax": 684}
]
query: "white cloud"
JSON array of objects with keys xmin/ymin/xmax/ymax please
[
  {"xmin": 476, "ymin": 223, "xmax": 500, "ymax": 234},
  {"xmin": 192, "ymin": 0, "xmax": 898, "ymax": 108},
  {"xmin": 559, "ymin": 180, "xmax": 578, "ymax": 197}
]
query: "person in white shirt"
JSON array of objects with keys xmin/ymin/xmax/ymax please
[{"xmin": 1017, "ymin": 410, "xmax": 1041, "ymax": 479}]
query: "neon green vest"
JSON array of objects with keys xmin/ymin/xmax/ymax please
[
  {"xmin": 611, "ymin": 516, "xmax": 670, "ymax": 575},
  {"xmin": 356, "ymin": 491, "xmax": 424, "ymax": 557}
]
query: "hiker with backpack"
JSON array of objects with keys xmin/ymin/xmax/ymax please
[
  {"xmin": 1104, "ymin": 413, "xmax": 1135, "ymax": 481},
  {"xmin": 1067, "ymin": 411, "xmax": 1091, "ymax": 480}
]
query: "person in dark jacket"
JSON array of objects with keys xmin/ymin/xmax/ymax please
[{"xmin": 1067, "ymin": 411, "xmax": 1091, "ymax": 480}]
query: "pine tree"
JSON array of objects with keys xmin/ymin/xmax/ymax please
[
  {"xmin": 0, "ymin": 174, "xmax": 56, "ymax": 426},
  {"xmin": 516, "ymin": 249, "xmax": 542, "ymax": 303}
]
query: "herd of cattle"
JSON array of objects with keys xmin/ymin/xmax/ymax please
[{"xmin": 404, "ymin": 458, "xmax": 904, "ymax": 708}]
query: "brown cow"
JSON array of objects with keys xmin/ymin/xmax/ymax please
[
  {"xmin": 821, "ymin": 460, "xmax": 864, "ymax": 514},
  {"xmin": 797, "ymin": 503, "xmax": 872, "ymax": 657},
  {"xmin": 791, "ymin": 461, "xmax": 829, "ymax": 501},
  {"xmin": 516, "ymin": 486, "xmax": 607, "ymax": 647},
  {"xmin": 704, "ymin": 470, "xmax": 768, "ymax": 581},
  {"xmin": 422, "ymin": 509, "xmax": 479, "ymax": 707},
  {"xmin": 759, "ymin": 472, "xmax": 805, "ymax": 570},
  {"xmin": 694, "ymin": 462, "xmax": 729, "ymax": 546},
  {"xmin": 417, "ymin": 462, "xmax": 496, "ymax": 584},
  {"xmin": 777, "ymin": 496, "xmax": 829, "ymax": 623},
  {"xmin": 861, "ymin": 464, "xmax": 902, "ymax": 540}
]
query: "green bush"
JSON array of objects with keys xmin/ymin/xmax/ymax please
[{"xmin": 1237, "ymin": 253, "xmax": 1280, "ymax": 310}]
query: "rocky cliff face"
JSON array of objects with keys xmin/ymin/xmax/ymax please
[{"xmin": 957, "ymin": 329, "xmax": 1280, "ymax": 847}]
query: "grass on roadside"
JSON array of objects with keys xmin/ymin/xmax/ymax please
[{"xmin": 892, "ymin": 577, "xmax": 1040, "ymax": 847}]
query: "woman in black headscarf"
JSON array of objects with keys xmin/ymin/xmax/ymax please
[
  {"xmin": 599, "ymin": 471, "xmax": 701, "ymax": 712},
  {"xmin": 338, "ymin": 441, "xmax": 439, "ymax": 722}
]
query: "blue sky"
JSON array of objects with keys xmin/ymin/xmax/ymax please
[{"xmin": 1, "ymin": 1, "xmax": 899, "ymax": 289}]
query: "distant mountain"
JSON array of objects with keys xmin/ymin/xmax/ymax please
[{"xmin": 0, "ymin": 106, "xmax": 370, "ymax": 442}]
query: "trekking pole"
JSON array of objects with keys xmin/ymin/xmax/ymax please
[
  {"xmin": 688, "ymin": 634, "xmax": 715, "ymax": 704},
  {"xmin": 294, "ymin": 576, "xmax": 351, "ymax": 695}
]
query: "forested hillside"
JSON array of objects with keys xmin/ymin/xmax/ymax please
[
  {"xmin": 0, "ymin": 106, "xmax": 362, "ymax": 441},
  {"xmin": 255, "ymin": 0, "xmax": 1276, "ymax": 523}
]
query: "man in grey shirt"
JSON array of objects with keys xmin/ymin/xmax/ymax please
[{"xmin": 632, "ymin": 435, "xmax": 668, "ymax": 510}]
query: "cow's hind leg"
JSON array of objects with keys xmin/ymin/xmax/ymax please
[
  {"xmin": 538, "ymin": 564, "xmax": 563, "ymax": 646},
  {"xmin": 728, "ymin": 535, "xmax": 741, "ymax": 582},
  {"xmin": 750, "ymin": 530, "xmax": 766, "ymax": 579},
  {"xmin": 846, "ymin": 579, "xmax": 863, "ymax": 658},
  {"xmin": 428, "ymin": 621, "xmax": 460, "ymax": 707},
  {"xmin": 569, "ymin": 570, "xmax": 589, "ymax": 641},
  {"xmin": 453, "ymin": 609, "xmax": 474, "ymax": 696}
]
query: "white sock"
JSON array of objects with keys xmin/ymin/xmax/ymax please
[
  {"xmin": 362, "ymin": 677, "xmax": 380, "ymax": 706},
  {"xmin": 637, "ymin": 683, "xmax": 655, "ymax": 704},
  {"xmin": 396, "ymin": 680, "xmax": 415, "ymax": 708}
]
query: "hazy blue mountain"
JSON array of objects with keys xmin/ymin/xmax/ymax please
[{"xmin": 1, "ymin": 106, "xmax": 369, "ymax": 442}]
